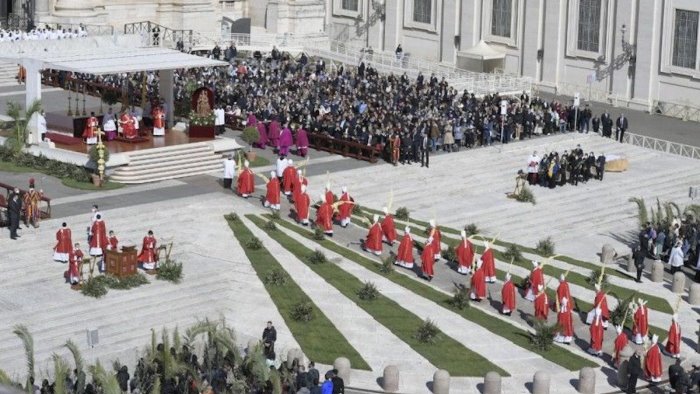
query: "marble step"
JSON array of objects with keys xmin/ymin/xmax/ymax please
[{"xmin": 111, "ymin": 162, "xmax": 222, "ymax": 184}]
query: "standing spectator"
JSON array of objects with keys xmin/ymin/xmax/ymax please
[
  {"xmin": 592, "ymin": 115, "xmax": 600, "ymax": 134},
  {"xmin": 601, "ymin": 111, "xmax": 613, "ymax": 138},
  {"xmin": 668, "ymin": 358, "xmax": 684, "ymax": 391},
  {"xmin": 395, "ymin": 44, "xmax": 403, "ymax": 62},
  {"xmin": 330, "ymin": 369, "xmax": 344, "ymax": 394},
  {"xmin": 616, "ymin": 113, "xmax": 629, "ymax": 142},
  {"xmin": 321, "ymin": 372, "xmax": 333, "ymax": 394},
  {"xmin": 307, "ymin": 361, "xmax": 319, "ymax": 388},
  {"xmin": 669, "ymin": 241, "xmax": 684, "ymax": 274},
  {"xmin": 626, "ymin": 351, "xmax": 642, "ymax": 393},
  {"xmin": 8, "ymin": 189, "xmax": 21, "ymax": 240},
  {"xmin": 633, "ymin": 245, "xmax": 646, "ymax": 283},
  {"xmin": 262, "ymin": 321, "xmax": 277, "ymax": 346},
  {"xmin": 222, "ymin": 154, "xmax": 235, "ymax": 190},
  {"xmin": 420, "ymin": 132, "xmax": 430, "ymax": 168}
]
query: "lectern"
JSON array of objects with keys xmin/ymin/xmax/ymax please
[{"xmin": 104, "ymin": 246, "xmax": 138, "ymax": 278}]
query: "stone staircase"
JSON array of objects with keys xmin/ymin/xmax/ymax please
[
  {"xmin": 0, "ymin": 60, "xmax": 19, "ymax": 87},
  {"xmin": 110, "ymin": 142, "xmax": 224, "ymax": 184}
]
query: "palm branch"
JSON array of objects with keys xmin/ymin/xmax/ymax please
[
  {"xmin": 64, "ymin": 340, "xmax": 84, "ymax": 375},
  {"xmin": 628, "ymin": 197, "xmax": 648, "ymax": 228},
  {"xmin": 88, "ymin": 360, "xmax": 121, "ymax": 394},
  {"xmin": 12, "ymin": 324, "xmax": 34, "ymax": 385},
  {"xmin": 51, "ymin": 354, "xmax": 71, "ymax": 394},
  {"xmin": 0, "ymin": 368, "xmax": 13, "ymax": 385}
]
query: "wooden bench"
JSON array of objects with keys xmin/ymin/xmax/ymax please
[{"xmin": 308, "ymin": 133, "xmax": 380, "ymax": 163}]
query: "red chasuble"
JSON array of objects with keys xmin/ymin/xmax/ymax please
[
  {"xmin": 55, "ymin": 228, "xmax": 72, "ymax": 254},
  {"xmin": 665, "ymin": 321, "xmax": 681, "ymax": 356},
  {"xmin": 237, "ymin": 168, "xmax": 255, "ymax": 196},
  {"xmin": 534, "ymin": 291, "xmax": 549, "ymax": 320},
  {"xmin": 381, "ymin": 215, "xmax": 397, "ymax": 244},
  {"xmin": 365, "ymin": 223, "xmax": 383, "ymax": 253},
  {"xmin": 470, "ymin": 266, "xmax": 486, "ymax": 299},
  {"xmin": 645, "ymin": 344, "xmax": 663, "ymax": 379},
  {"xmin": 266, "ymin": 178, "xmax": 281, "ymax": 205},
  {"xmin": 89, "ymin": 220, "xmax": 107, "ymax": 249},
  {"xmin": 421, "ymin": 243, "xmax": 434, "ymax": 277},
  {"xmin": 396, "ymin": 233, "xmax": 414, "ymax": 264},
  {"xmin": 294, "ymin": 192, "xmax": 310, "ymax": 222},
  {"xmin": 315, "ymin": 202, "xmax": 334, "ymax": 232},
  {"xmin": 456, "ymin": 239, "xmax": 474, "ymax": 270},
  {"xmin": 138, "ymin": 235, "xmax": 158, "ymax": 263},
  {"xmin": 501, "ymin": 279, "xmax": 516, "ymax": 313}
]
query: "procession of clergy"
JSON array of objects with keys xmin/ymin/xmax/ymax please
[
  {"xmin": 52, "ymin": 205, "xmax": 160, "ymax": 286},
  {"xmin": 232, "ymin": 157, "xmax": 681, "ymax": 384}
]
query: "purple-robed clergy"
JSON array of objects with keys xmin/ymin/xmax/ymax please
[
  {"xmin": 246, "ymin": 112, "xmax": 257, "ymax": 128},
  {"xmin": 268, "ymin": 119, "xmax": 281, "ymax": 148},
  {"xmin": 279, "ymin": 125, "xmax": 293, "ymax": 156},
  {"xmin": 255, "ymin": 121, "xmax": 269, "ymax": 149},
  {"xmin": 296, "ymin": 127, "xmax": 309, "ymax": 157}
]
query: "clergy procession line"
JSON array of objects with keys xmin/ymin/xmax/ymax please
[{"xmin": 227, "ymin": 158, "xmax": 688, "ymax": 388}]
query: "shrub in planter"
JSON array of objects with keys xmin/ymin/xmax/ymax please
[
  {"xmin": 356, "ymin": 281, "xmax": 379, "ymax": 301},
  {"xmin": 609, "ymin": 293, "xmax": 636, "ymax": 327},
  {"xmin": 156, "ymin": 260, "xmax": 183, "ymax": 283},
  {"xmin": 502, "ymin": 244, "xmax": 523, "ymax": 262},
  {"xmin": 240, "ymin": 127, "xmax": 259, "ymax": 145},
  {"xmin": 448, "ymin": 284, "xmax": 470, "ymax": 310},
  {"xmin": 414, "ymin": 319, "xmax": 440, "ymax": 344},
  {"xmin": 246, "ymin": 236, "xmax": 263, "ymax": 250},
  {"xmin": 529, "ymin": 320, "xmax": 558, "ymax": 351},
  {"xmin": 307, "ymin": 249, "xmax": 327, "ymax": 264},
  {"xmin": 81, "ymin": 277, "xmax": 108, "ymax": 298},
  {"xmin": 290, "ymin": 301, "xmax": 314, "ymax": 322},
  {"xmin": 395, "ymin": 207, "xmax": 410, "ymax": 221},
  {"xmin": 263, "ymin": 269, "xmax": 288, "ymax": 286},
  {"xmin": 464, "ymin": 223, "xmax": 479, "ymax": 236},
  {"xmin": 380, "ymin": 255, "xmax": 395, "ymax": 275},
  {"xmin": 535, "ymin": 237, "xmax": 555, "ymax": 257}
]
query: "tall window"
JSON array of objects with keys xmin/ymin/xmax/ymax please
[
  {"xmin": 491, "ymin": 0, "xmax": 512, "ymax": 38},
  {"xmin": 672, "ymin": 9, "xmax": 699, "ymax": 69},
  {"xmin": 413, "ymin": 0, "xmax": 432, "ymax": 24},
  {"xmin": 577, "ymin": 0, "xmax": 601, "ymax": 52},
  {"xmin": 341, "ymin": 0, "xmax": 359, "ymax": 11}
]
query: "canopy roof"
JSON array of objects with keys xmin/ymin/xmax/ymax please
[
  {"xmin": 0, "ymin": 34, "xmax": 227, "ymax": 74},
  {"xmin": 459, "ymin": 40, "xmax": 506, "ymax": 61}
]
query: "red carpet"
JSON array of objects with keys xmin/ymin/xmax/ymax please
[
  {"xmin": 45, "ymin": 132, "xmax": 82, "ymax": 145},
  {"xmin": 115, "ymin": 136, "xmax": 149, "ymax": 144}
]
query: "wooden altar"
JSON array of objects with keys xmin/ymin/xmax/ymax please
[{"xmin": 104, "ymin": 246, "xmax": 138, "ymax": 278}]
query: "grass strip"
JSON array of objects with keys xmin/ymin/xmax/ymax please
[
  {"xmin": 226, "ymin": 216, "xmax": 370, "ymax": 370},
  {"xmin": 249, "ymin": 215, "xmax": 507, "ymax": 377},
  {"xmin": 267, "ymin": 214, "xmax": 598, "ymax": 371},
  {"xmin": 61, "ymin": 178, "xmax": 125, "ymax": 190}
]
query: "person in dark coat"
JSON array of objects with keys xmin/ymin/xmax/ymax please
[
  {"xmin": 669, "ymin": 358, "xmax": 684, "ymax": 391},
  {"xmin": 8, "ymin": 190, "xmax": 22, "ymax": 240},
  {"xmin": 601, "ymin": 112, "xmax": 613, "ymax": 138},
  {"xmin": 626, "ymin": 351, "xmax": 642, "ymax": 393},
  {"xmin": 330, "ymin": 369, "xmax": 344, "ymax": 394},
  {"xmin": 633, "ymin": 245, "xmax": 646, "ymax": 283},
  {"xmin": 616, "ymin": 113, "xmax": 629, "ymax": 142}
]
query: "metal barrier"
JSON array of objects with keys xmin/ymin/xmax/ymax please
[
  {"xmin": 42, "ymin": 22, "xmax": 114, "ymax": 36},
  {"xmin": 124, "ymin": 21, "xmax": 193, "ymax": 50},
  {"xmin": 651, "ymin": 100, "xmax": 700, "ymax": 122},
  {"xmin": 623, "ymin": 132, "xmax": 700, "ymax": 160}
]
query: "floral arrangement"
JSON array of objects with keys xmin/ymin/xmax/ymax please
[{"xmin": 188, "ymin": 110, "xmax": 215, "ymax": 126}]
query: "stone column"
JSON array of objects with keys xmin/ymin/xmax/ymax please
[
  {"xmin": 432, "ymin": 370, "xmax": 450, "ymax": 394},
  {"xmin": 672, "ymin": 272, "xmax": 685, "ymax": 293},
  {"xmin": 532, "ymin": 371, "xmax": 550, "ymax": 394},
  {"xmin": 333, "ymin": 357, "xmax": 351, "ymax": 384},
  {"xmin": 382, "ymin": 365, "xmax": 399, "ymax": 392},
  {"xmin": 159, "ymin": 69, "xmax": 175, "ymax": 128},
  {"xmin": 24, "ymin": 60, "xmax": 42, "ymax": 145},
  {"xmin": 53, "ymin": 0, "xmax": 97, "ymax": 16},
  {"xmin": 617, "ymin": 345, "xmax": 634, "ymax": 386},
  {"xmin": 577, "ymin": 367, "xmax": 595, "ymax": 394},
  {"xmin": 689, "ymin": 283, "xmax": 700, "ymax": 305},
  {"xmin": 246, "ymin": 338, "xmax": 258, "ymax": 353},
  {"xmin": 651, "ymin": 260, "xmax": 664, "ymax": 282},
  {"xmin": 286, "ymin": 348, "xmax": 303, "ymax": 369},
  {"xmin": 35, "ymin": 0, "xmax": 49, "ymax": 17},
  {"xmin": 601, "ymin": 244, "xmax": 616, "ymax": 264},
  {"xmin": 483, "ymin": 371, "xmax": 502, "ymax": 394}
]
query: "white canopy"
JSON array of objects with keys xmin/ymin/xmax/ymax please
[
  {"xmin": 459, "ymin": 40, "xmax": 506, "ymax": 61},
  {"xmin": 0, "ymin": 34, "xmax": 227, "ymax": 74}
]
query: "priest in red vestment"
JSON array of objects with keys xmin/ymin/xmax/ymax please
[
  {"xmin": 556, "ymin": 274, "xmax": 571, "ymax": 306},
  {"xmin": 324, "ymin": 184, "xmax": 334, "ymax": 205},
  {"xmin": 282, "ymin": 160, "xmax": 296, "ymax": 196},
  {"xmin": 613, "ymin": 325, "xmax": 628, "ymax": 367},
  {"xmin": 427, "ymin": 220, "xmax": 442, "ymax": 260},
  {"xmin": 337, "ymin": 187, "xmax": 354, "ymax": 228},
  {"xmin": 456, "ymin": 230, "xmax": 475, "ymax": 275},
  {"xmin": 645, "ymin": 335, "xmax": 663, "ymax": 382},
  {"xmin": 533, "ymin": 285, "xmax": 549, "ymax": 321},
  {"xmin": 395, "ymin": 226, "xmax": 414, "ymax": 269},
  {"xmin": 587, "ymin": 284, "xmax": 609, "ymax": 329},
  {"xmin": 470, "ymin": 259, "xmax": 486, "ymax": 301},
  {"xmin": 119, "ymin": 110, "xmax": 137, "ymax": 139},
  {"xmin": 236, "ymin": 160, "xmax": 255, "ymax": 198},
  {"xmin": 525, "ymin": 261, "xmax": 544, "ymax": 301},
  {"xmin": 632, "ymin": 299, "xmax": 649, "ymax": 344},
  {"xmin": 68, "ymin": 243, "xmax": 83, "ymax": 285},
  {"xmin": 107, "ymin": 230, "xmax": 119, "ymax": 251},
  {"xmin": 315, "ymin": 194, "xmax": 334, "ymax": 236},
  {"xmin": 138, "ymin": 230, "xmax": 159, "ymax": 270},
  {"xmin": 380, "ymin": 207, "xmax": 397, "ymax": 246},
  {"xmin": 588, "ymin": 307, "xmax": 605, "ymax": 356},
  {"xmin": 152, "ymin": 106, "xmax": 166, "ymax": 136},
  {"xmin": 364, "ymin": 215, "xmax": 383, "ymax": 256},
  {"xmin": 481, "ymin": 241, "xmax": 496, "ymax": 283},
  {"xmin": 291, "ymin": 170, "xmax": 308, "ymax": 203},
  {"xmin": 554, "ymin": 297, "xmax": 574, "ymax": 344},
  {"xmin": 665, "ymin": 314, "xmax": 681, "ymax": 358},
  {"xmin": 421, "ymin": 241, "xmax": 434, "ymax": 281},
  {"xmin": 82, "ymin": 112, "xmax": 98, "ymax": 144},
  {"xmin": 294, "ymin": 184, "xmax": 311, "ymax": 225},
  {"xmin": 54, "ymin": 222, "xmax": 72, "ymax": 262},
  {"xmin": 264, "ymin": 171, "xmax": 281, "ymax": 210},
  {"xmin": 501, "ymin": 272, "xmax": 516, "ymax": 315},
  {"xmin": 89, "ymin": 214, "xmax": 107, "ymax": 257}
]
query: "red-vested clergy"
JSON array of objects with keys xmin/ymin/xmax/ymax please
[
  {"xmin": 395, "ymin": 227, "xmax": 414, "ymax": 269},
  {"xmin": 481, "ymin": 241, "xmax": 496, "ymax": 283},
  {"xmin": 68, "ymin": 243, "xmax": 83, "ymax": 285},
  {"xmin": 554, "ymin": 297, "xmax": 574, "ymax": 344},
  {"xmin": 421, "ymin": 241, "xmax": 434, "ymax": 281},
  {"xmin": 525, "ymin": 261, "xmax": 544, "ymax": 301},
  {"xmin": 294, "ymin": 184, "xmax": 311, "ymax": 225},
  {"xmin": 89, "ymin": 214, "xmax": 107, "ymax": 256},
  {"xmin": 337, "ymin": 187, "xmax": 354, "ymax": 228},
  {"xmin": 236, "ymin": 160, "xmax": 255, "ymax": 198},
  {"xmin": 152, "ymin": 106, "xmax": 165, "ymax": 136},
  {"xmin": 501, "ymin": 272, "xmax": 516, "ymax": 315},
  {"xmin": 324, "ymin": 184, "xmax": 334, "ymax": 205},
  {"xmin": 645, "ymin": 335, "xmax": 663, "ymax": 382},
  {"xmin": 557, "ymin": 274, "xmax": 571, "ymax": 305},
  {"xmin": 315, "ymin": 194, "xmax": 334, "ymax": 235},
  {"xmin": 665, "ymin": 314, "xmax": 681, "ymax": 358},
  {"xmin": 470, "ymin": 259, "xmax": 486, "ymax": 301},
  {"xmin": 613, "ymin": 325, "xmax": 628, "ymax": 367},
  {"xmin": 588, "ymin": 307, "xmax": 604, "ymax": 356},
  {"xmin": 380, "ymin": 207, "xmax": 397, "ymax": 246},
  {"xmin": 282, "ymin": 160, "xmax": 296, "ymax": 195},
  {"xmin": 138, "ymin": 230, "xmax": 158, "ymax": 270},
  {"xmin": 264, "ymin": 171, "xmax": 281, "ymax": 210},
  {"xmin": 534, "ymin": 285, "xmax": 549, "ymax": 321},
  {"xmin": 107, "ymin": 231, "xmax": 119, "ymax": 251},
  {"xmin": 593, "ymin": 284, "xmax": 610, "ymax": 327},
  {"xmin": 54, "ymin": 222, "xmax": 72, "ymax": 262},
  {"xmin": 291, "ymin": 170, "xmax": 308, "ymax": 203},
  {"xmin": 633, "ymin": 299, "xmax": 649, "ymax": 344},
  {"xmin": 364, "ymin": 215, "xmax": 383, "ymax": 255},
  {"xmin": 456, "ymin": 230, "xmax": 475, "ymax": 275},
  {"xmin": 427, "ymin": 220, "xmax": 442, "ymax": 260}
]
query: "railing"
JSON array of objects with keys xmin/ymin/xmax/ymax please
[
  {"xmin": 551, "ymin": 81, "xmax": 612, "ymax": 104},
  {"xmin": 651, "ymin": 100, "xmax": 700, "ymax": 122},
  {"xmin": 124, "ymin": 21, "xmax": 193, "ymax": 50},
  {"xmin": 308, "ymin": 133, "xmax": 381, "ymax": 163},
  {"xmin": 623, "ymin": 132, "xmax": 700, "ymax": 160},
  {"xmin": 42, "ymin": 23, "xmax": 114, "ymax": 36}
]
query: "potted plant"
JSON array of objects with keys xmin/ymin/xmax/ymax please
[{"xmin": 240, "ymin": 126, "xmax": 259, "ymax": 162}]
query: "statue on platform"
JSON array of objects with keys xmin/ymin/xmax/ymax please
[{"xmin": 196, "ymin": 91, "xmax": 211, "ymax": 116}]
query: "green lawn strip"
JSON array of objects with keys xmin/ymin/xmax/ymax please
[
  {"xmin": 226, "ymin": 216, "xmax": 370, "ymax": 370},
  {"xmin": 249, "ymin": 215, "xmax": 504, "ymax": 377},
  {"xmin": 247, "ymin": 155, "xmax": 270, "ymax": 168},
  {"xmin": 61, "ymin": 178, "xmax": 125, "ymax": 190},
  {"xmin": 267, "ymin": 214, "xmax": 598, "ymax": 371},
  {"xmin": 0, "ymin": 161, "xmax": 36, "ymax": 173}
]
